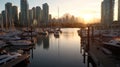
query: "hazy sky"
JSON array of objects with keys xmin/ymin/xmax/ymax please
[{"xmin": 0, "ymin": 0, "xmax": 118, "ymax": 21}]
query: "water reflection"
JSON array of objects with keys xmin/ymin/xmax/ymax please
[
  {"xmin": 14, "ymin": 28, "xmax": 101, "ymax": 67},
  {"xmin": 37, "ymin": 35, "xmax": 50, "ymax": 49},
  {"xmin": 27, "ymin": 28, "xmax": 93, "ymax": 67},
  {"xmin": 87, "ymin": 56, "xmax": 97, "ymax": 67},
  {"xmin": 62, "ymin": 31, "xmax": 75, "ymax": 39},
  {"xmin": 54, "ymin": 35, "xmax": 60, "ymax": 38},
  {"xmin": 37, "ymin": 36, "xmax": 43, "ymax": 46},
  {"xmin": 43, "ymin": 36, "xmax": 49, "ymax": 49},
  {"xmin": 80, "ymin": 37, "xmax": 99, "ymax": 67},
  {"xmin": 80, "ymin": 44, "xmax": 97, "ymax": 67}
]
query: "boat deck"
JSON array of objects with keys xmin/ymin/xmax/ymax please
[{"xmin": 0, "ymin": 54, "xmax": 30, "ymax": 67}]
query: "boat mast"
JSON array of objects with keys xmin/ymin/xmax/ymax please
[
  {"xmin": 58, "ymin": 6, "xmax": 60, "ymax": 28},
  {"xmin": 58, "ymin": 7, "xmax": 59, "ymax": 21}
]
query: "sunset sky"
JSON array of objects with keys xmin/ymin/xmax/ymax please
[{"xmin": 0, "ymin": 0, "xmax": 118, "ymax": 22}]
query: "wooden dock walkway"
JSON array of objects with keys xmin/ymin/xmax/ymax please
[
  {"xmin": 89, "ymin": 38, "xmax": 120, "ymax": 67},
  {"xmin": 0, "ymin": 54, "xmax": 30, "ymax": 67}
]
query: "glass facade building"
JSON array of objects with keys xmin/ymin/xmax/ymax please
[
  {"xmin": 101, "ymin": 0, "xmax": 114, "ymax": 24},
  {"xmin": 20, "ymin": 0, "xmax": 29, "ymax": 26},
  {"xmin": 42, "ymin": 3, "xmax": 49, "ymax": 24}
]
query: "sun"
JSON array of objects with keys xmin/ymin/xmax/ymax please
[{"xmin": 82, "ymin": 14, "xmax": 93, "ymax": 24}]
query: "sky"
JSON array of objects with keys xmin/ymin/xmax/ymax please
[{"xmin": 0, "ymin": 0, "xmax": 118, "ymax": 22}]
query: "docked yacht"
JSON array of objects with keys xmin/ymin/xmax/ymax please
[
  {"xmin": 0, "ymin": 41, "xmax": 8, "ymax": 48},
  {"xmin": 47, "ymin": 28, "xmax": 54, "ymax": 33},
  {"xmin": 103, "ymin": 40, "xmax": 120, "ymax": 48},
  {"xmin": 39, "ymin": 31, "xmax": 47, "ymax": 35},
  {"xmin": 103, "ymin": 39, "xmax": 120, "ymax": 54},
  {"xmin": 54, "ymin": 31, "xmax": 59, "ymax": 38},
  {"xmin": 10, "ymin": 40, "xmax": 32, "ymax": 46},
  {"xmin": 0, "ymin": 52, "xmax": 21, "ymax": 65},
  {"xmin": 1, "ymin": 36, "xmax": 21, "ymax": 41},
  {"xmin": 38, "ymin": 28, "xmax": 47, "ymax": 35},
  {"xmin": 22, "ymin": 31, "xmax": 38, "ymax": 37},
  {"xmin": 56, "ymin": 28, "xmax": 62, "ymax": 33}
]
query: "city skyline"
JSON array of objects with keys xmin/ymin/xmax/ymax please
[{"xmin": 0, "ymin": 0, "xmax": 118, "ymax": 22}]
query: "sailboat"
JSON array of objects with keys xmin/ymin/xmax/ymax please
[
  {"xmin": 54, "ymin": 30, "xmax": 59, "ymax": 38},
  {"xmin": 57, "ymin": 7, "xmax": 62, "ymax": 33}
]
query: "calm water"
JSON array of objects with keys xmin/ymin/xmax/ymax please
[{"xmin": 28, "ymin": 28, "xmax": 89, "ymax": 67}]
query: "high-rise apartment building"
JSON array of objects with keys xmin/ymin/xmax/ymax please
[
  {"xmin": 101, "ymin": 0, "xmax": 114, "ymax": 24},
  {"xmin": 32, "ymin": 7, "xmax": 36, "ymax": 20},
  {"xmin": 5, "ymin": 2, "xmax": 12, "ymax": 28},
  {"xmin": 20, "ymin": 0, "xmax": 29, "ymax": 26},
  {"xmin": 2, "ymin": 10, "xmax": 7, "ymax": 28},
  {"xmin": 0, "ymin": 14, "xmax": 3, "ymax": 28},
  {"xmin": 118, "ymin": 0, "xmax": 120, "ymax": 21},
  {"xmin": 42, "ymin": 3, "xmax": 49, "ymax": 24},
  {"xmin": 29, "ymin": 9, "xmax": 33, "ymax": 25},
  {"xmin": 36, "ymin": 6, "xmax": 41, "ymax": 24},
  {"xmin": 12, "ymin": 6, "xmax": 18, "ymax": 26}
]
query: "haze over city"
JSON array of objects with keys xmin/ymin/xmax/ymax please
[{"xmin": 0, "ymin": 0, "xmax": 118, "ymax": 23}]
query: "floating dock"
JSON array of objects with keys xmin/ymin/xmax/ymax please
[{"xmin": 81, "ymin": 37, "xmax": 120, "ymax": 67}]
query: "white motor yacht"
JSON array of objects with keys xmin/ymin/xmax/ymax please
[
  {"xmin": 103, "ymin": 39, "xmax": 120, "ymax": 48},
  {"xmin": 10, "ymin": 40, "xmax": 32, "ymax": 46},
  {"xmin": 0, "ymin": 52, "xmax": 21, "ymax": 65},
  {"xmin": 54, "ymin": 31, "xmax": 59, "ymax": 38}
]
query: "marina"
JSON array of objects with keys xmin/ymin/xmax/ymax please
[
  {"xmin": 0, "ymin": 28, "xmax": 119, "ymax": 67},
  {"xmin": 0, "ymin": 28, "xmax": 89, "ymax": 67},
  {"xmin": 0, "ymin": 0, "xmax": 120, "ymax": 67}
]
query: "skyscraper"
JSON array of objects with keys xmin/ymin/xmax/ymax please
[
  {"xmin": 32, "ymin": 7, "xmax": 36, "ymax": 20},
  {"xmin": 40, "ymin": 10, "xmax": 43, "ymax": 23},
  {"xmin": 101, "ymin": 1, "xmax": 105, "ymax": 24},
  {"xmin": 20, "ymin": 0, "xmax": 29, "ymax": 26},
  {"xmin": 36, "ymin": 6, "xmax": 41, "ymax": 24},
  {"xmin": 2, "ymin": 10, "xmax": 7, "ymax": 28},
  {"xmin": 5, "ymin": 2, "xmax": 12, "ymax": 28},
  {"xmin": 101, "ymin": 0, "xmax": 114, "ymax": 24},
  {"xmin": 42, "ymin": 3, "xmax": 49, "ymax": 24},
  {"xmin": 29, "ymin": 9, "xmax": 33, "ymax": 25},
  {"xmin": 49, "ymin": 14, "xmax": 52, "ymax": 22},
  {"xmin": 118, "ymin": 0, "xmax": 120, "ymax": 21},
  {"xmin": 0, "ymin": 14, "xmax": 3, "ymax": 28},
  {"xmin": 12, "ymin": 6, "xmax": 18, "ymax": 26}
]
